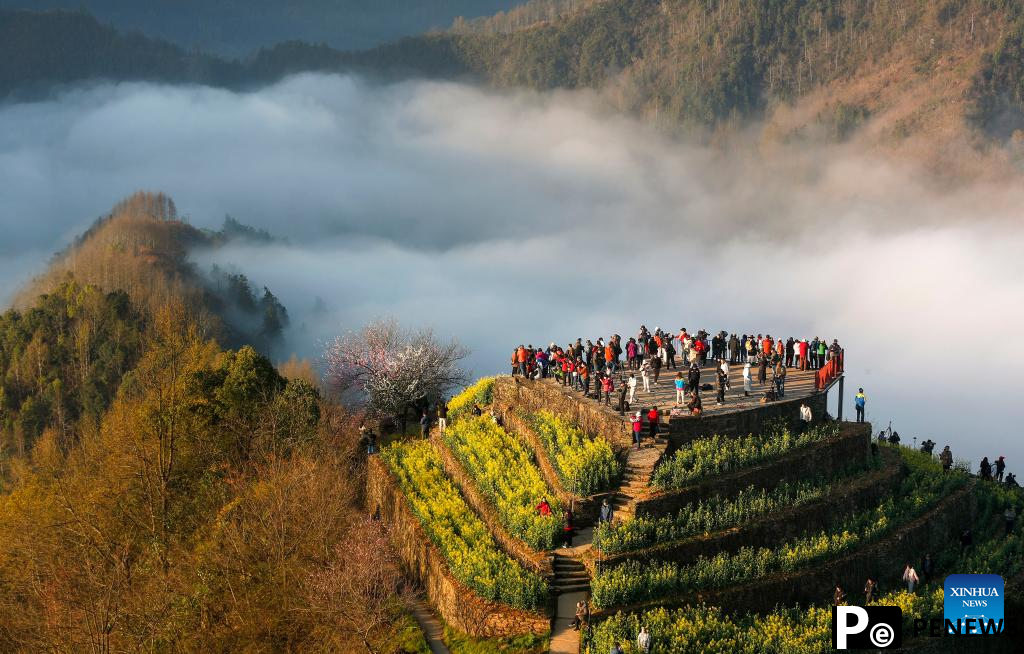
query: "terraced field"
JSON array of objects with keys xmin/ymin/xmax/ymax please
[{"xmin": 367, "ymin": 375, "xmax": 1024, "ymax": 653}]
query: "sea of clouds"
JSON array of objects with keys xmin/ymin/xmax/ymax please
[{"xmin": 1, "ymin": 73, "xmax": 1022, "ymax": 468}]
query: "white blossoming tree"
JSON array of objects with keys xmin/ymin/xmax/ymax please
[{"xmin": 324, "ymin": 318, "xmax": 469, "ymax": 429}]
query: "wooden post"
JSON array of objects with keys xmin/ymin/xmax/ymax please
[{"xmin": 837, "ymin": 376, "xmax": 845, "ymax": 421}]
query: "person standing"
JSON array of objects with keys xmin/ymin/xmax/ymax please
[
  {"xmin": 758, "ymin": 353, "xmax": 768, "ymax": 385},
  {"xmin": 562, "ymin": 506, "xmax": 575, "ymax": 548},
  {"xmin": 798, "ymin": 338, "xmax": 809, "ymax": 370},
  {"xmin": 995, "ymin": 456, "xmax": 1007, "ymax": 482},
  {"xmin": 647, "ymin": 406, "xmax": 660, "ymax": 442},
  {"xmin": 437, "ymin": 401, "xmax": 448, "ymax": 434},
  {"xmin": 674, "ymin": 372, "xmax": 686, "ymax": 405},
  {"xmin": 716, "ymin": 363, "xmax": 727, "ymax": 405},
  {"xmin": 420, "ymin": 411, "xmax": 430, "ymax": 438},
  {"xmin": 742, "ymin": 361, "xmax": 752, "ymax": 397},
  {"xmin": 631, "ymin": 411, "xmax": 643, "ymax": 448},
  {"xmin": 864, "ymin": 577, "xmax": 877, "ymax": 604},
  {"xmin": 599, "ymin": 497, "xmax": 613, "ymax": 523},
  {"xmin": 688, "ymin": 361, "xmax": 701, "ymax": 395},
  {"xmin": 980, "ymin": 457, "xmax": 992, "ymax": 481},
  {"xmin": 640, "ymin": 358, "xmax": 652, "ymax": 393},
  {"xmin": 617, "ymin": 382, "xmax": 629, "ymax": 416},
  {"xmin": 601, "ymin": 374, "xmax": 614, "ymax": 406},
  {"xmin": 652, "ymin": 354, "xmax": 662, "ymax": 385},
  {"xmin": 940, "ymin": 446, "xmax": 953, "ymax": 472},
  {"xmin": 785, "ymin": 337, "xmax": 795, "ymax": 368},
  {"xmin": 627, "ymin": 373, "xmax": 638, "ymax": 405},
  {"xmin": 903, "ymin": 563, "xmax": 919, "ymax": 593},
  {"xmin": 637, "ymin": 626, "xmax": 652, "ymax": 654},
  {"xmin": 855, "ymin": 388, "xmax": 866, "ymax": 423},
  {"xmin": 833, "ymin": 584, "xmax": 847, "ymax": 606},
  {"xmin": 800, "ymin": 403, "xmax": 812, "ymax": 427}
]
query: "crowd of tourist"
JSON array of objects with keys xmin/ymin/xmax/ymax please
[{"xmin": 510, "ymin": 327, "xmax": 844, "ymax": 423}]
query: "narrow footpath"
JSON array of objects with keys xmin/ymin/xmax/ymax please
[{"xmin": 409, "ymin": 600, "xmax": 450, "ymax": 654}]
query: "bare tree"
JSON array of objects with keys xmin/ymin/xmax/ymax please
[{"xmin": 324, "ymin": 319, "xmax": 469, "ymax": 427}]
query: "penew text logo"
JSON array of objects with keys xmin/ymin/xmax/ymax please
[{"xmin": 832, "ymin": 606, "xmax": 902, "ymax": 649}]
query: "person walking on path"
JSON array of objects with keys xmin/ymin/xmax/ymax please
[
  {"xmin": 995, "ymin": 456, "xmax": 1007, "ymax": 482},
  {"xmin": 637, "ymin": 626, "xmax": 652, "ymax": 653},
  {"xmin": 647, "ymin": 406, "xmax": 660, "ymax": 442},
  {"xmin": 903, "ymin": 563, "xmax": 919, "ymax": 593},
  {"xmin": 617, "ymin": 382, "xmax": 629, "ymax": 416},
  {"xmin": 940, "ymin": 446, "xmax": 953, "ymax": 472},
  {"xmin": 652, "ymin": 354, "xmax": 662, "ymax": 385},
  {"xmin": 573, "ymin": 601, "xmax": 585, "ymax": 630},
  {"xmin": 674, "ymin": 372, "xmax": 686, "ymax": 405},
  {"xmin": 627, "ymin": 373, "xmax": 637, "ymax": 404},
  {"xmin": 864, "ymin": 577, "xmax": 877, "ymax": 604},
  {"xmin": 640, "ymin": 359, "xmax": 651, "ymax": 393},
  {"xmin": 599, "ymin": 498, "xmax": 613, "ymax": 523},
  {"xmin": 420, "ymin": 411, "xmax": 430, "ymax": 438},
  {"xmin": 855, "ymin": 388, "xmax": 866, "ymax": 423},
  {"xmin": 743, "ymin": 361, "xmax": 752, "ymax": 397},
  {"xmin": 437, "ymin": 402, "xmax": 448, "ymax": 434},
  {"xmin": 833, "ymin": 584, "xmax": 847, "ymax": 606},
  {"xmin": 631, "ymin": 411, "xmax": 643, "ymax": 448},
  {"xmin": 562, "ymin": 506, "xmax": 574, "ymax": 548}
]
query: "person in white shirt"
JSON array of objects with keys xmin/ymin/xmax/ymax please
[
  {"xmin": 640, "ymin": 359, "xmax": 651, "ymax": 393},
  {"xmin": 903, "ymin": 563, "xmax": 919, "ymax": 593},
  {"xmin": 800, "ymin": 403, "xmax": 812, "ymax": 425},
  {"xmin": 742, "ymin": 361, "xmax": 752, "ymax": 397},
  {"xmin": 627, "ymin": 374, "xmax": 638, "ymax": 404},
  {"xmin": 637, "ymin": 626, "xmax": 652, "ymax": 653}
]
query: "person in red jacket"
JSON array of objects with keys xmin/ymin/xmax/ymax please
[
  {"xmin": 798, "ymin": 339, "xmax": 809, "ymax": 370},
  {"xmin": 600, "ymin": 374, "xmax": 614, "ymax": 405},
  {"xmin": 536, "ymin": 499, "xmax": 552, "ymax": 516},
  {"xmin": 647, "ymin": 406, "xmax": 660, "ymax": 442}
]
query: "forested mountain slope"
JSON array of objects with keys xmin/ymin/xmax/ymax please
[
  {"xmin": 0, "ymin": 0, "xmax": 524, "ymax": 56},
  {"xmin": 0, "ymin": 192, "xmax": 426, "ymax": 652},
  {"xmin": 15, "ymin": 192, "xmax": 290, "ymax": 356},
  {"xmin": 388, "ymin": 0, "xmax": 1024, "ymax": 163}
]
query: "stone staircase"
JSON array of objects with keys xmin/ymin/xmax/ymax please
[
  {"xmin": 551, "ymin": 552, "xmax": 591, "ymax": 594},
  {"xmin": 608, "ymin": 436, "xmax": 669, "ymax": 521}
]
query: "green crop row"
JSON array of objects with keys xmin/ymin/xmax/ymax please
[
  {"xmin": 381, "ymin": 440, "xmax": 548, "ymax": 610},
  {"xmin": 582, "ymin": 588, "xmax": 944, "ymax": 654},
  {"xmin": 651, "ymin": 422, "xmax": 837, "ymax": 491},
  {"xmin": 442, "ymin": 415, "xmax": 564, "ymax": 550},
  {"xmin": 591, "ymin": 462, "xmax": 965, "ymax": 609},
  {"xmin": 447, "ymin": 376, "xmax": 495, "ymax": 424},
  {"xmin": 527, "ymin": 409, "xmax": 620, "ymax": 496},
  {"xmin": 593, "ymin": 479, "xmax": 831, "ymax": 555}
]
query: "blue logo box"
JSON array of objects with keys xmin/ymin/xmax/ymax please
[{"xmin": 944, "ymin": 574, "xmax": 1004, "ymax": 635}]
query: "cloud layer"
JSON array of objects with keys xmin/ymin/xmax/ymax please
[{"xmin": 1, "ymin": 74, "xmax": 1022, "ymax": 469}]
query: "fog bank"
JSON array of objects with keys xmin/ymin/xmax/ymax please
[{"xmin": 1, "ymin": 74, "xmax": 1021, "ymax": 469}]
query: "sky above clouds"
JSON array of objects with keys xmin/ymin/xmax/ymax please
[{"xmin": 1, "ymin": 73, "xmax": 1022, "ymax": 469}]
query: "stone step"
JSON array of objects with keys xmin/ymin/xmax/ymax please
[
  {"xmin": 553, "ymin": 582, "xmax": 591, "ymax": 593},
  {"xmin": 553, "ymin": 563, "xmax": 587, "ymax": 572},
  {"xmin": 556, "ymin": 571, "xmax": 589, "ymax": 580}
]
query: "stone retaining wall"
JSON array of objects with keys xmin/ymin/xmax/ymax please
[
  {"xmin": 591, "ymin": 447, "xmax": 905, "ymax": 572},
  {"xmin": 666, "ymin": 390, "xmax": 829, "ymax": 450},
  {"xmin": 429, "ymin": 431, "xmax": 553, "ymax": 578},
  {"xmin": 493, "ymin": 376, "xmax": 634, "ymax": 452},
  {"xmin": 365, "ymin": 455, "xmax": 551, "ymax": 639},
  {"xmin": 593, "ymin": 482, "xmax": 976, "ymax": 618},
  {"xmin": 632, "ymin": 422, "xmax": 872, "ymax": 519}
]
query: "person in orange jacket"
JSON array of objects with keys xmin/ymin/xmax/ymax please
[{"xmin": 516, "ymin": 345, "xmax": 527, "ymax": 377}]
